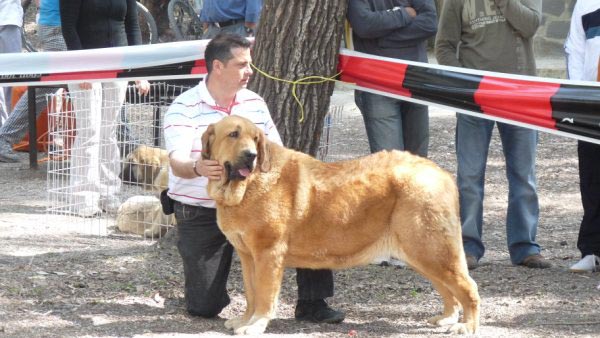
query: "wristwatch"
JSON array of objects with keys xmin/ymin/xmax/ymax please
[{"xmin": 192, "ymin": 160, "xmax": 202, "ymax": 177}]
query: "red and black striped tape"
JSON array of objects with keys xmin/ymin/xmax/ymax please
[
  {"xmin": 0, "ymin": 60, "xmax": 207, "ymax": 85},
  {"xmin": 339, "ymin": 52, "xmax": 600, "ymax": 141}
]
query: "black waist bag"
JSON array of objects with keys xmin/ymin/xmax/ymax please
[{"xmin": 160, "ymin": 189, "xmax": 175, "ymax": 215}]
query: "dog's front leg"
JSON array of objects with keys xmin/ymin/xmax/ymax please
[
  {"xmin": 225, "ymin": 251, "xmax": 256, "ymax": 330},
  {"xmin": 233, "ymin": 249, "xmax": 285, "ymax": 335}
]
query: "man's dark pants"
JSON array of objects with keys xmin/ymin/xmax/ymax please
[{"xmin": 577, "ymin": 141, "xmax": 600, "ymax": 257}]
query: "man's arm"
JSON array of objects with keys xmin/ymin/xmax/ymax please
[
  {"xmin": 494, "ymin": 0, "xmax": 542, "ymax": 38},
  {"xmin": 169, "ymin": 151, "xmax": 222, "ymax": 180},
  {"xmin": 125, "ymin": 0, "xmax": 142, "ymax": 46},
  {"xmin": 245, "ymin": 0, "xmax": 261, "ymax": 26},
  {"xmin": 564, "ymin": 1, "xmax": 585, "ymax": 81},
  {"xmin": 434, "ymin": 0, "xmax": 463, "ymax": 67},
  {"xmin": 163, "ymin": 96, "xmax": 224, "ymax": 181},
  {"xmin": 59, "ymin": 0, "xmax": 83, "ymax": 50},
  {"xmin": 347, "ymin": 0, "xmax": 415, "ymax": 39},
  {"xmin": 380, "ymin": 0, "xmax": 437, "ymax": 43}
]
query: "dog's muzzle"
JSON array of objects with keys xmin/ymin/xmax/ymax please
[{"xmin": 225, "ymin": 150, "xmax": 257, "ymax": 181}]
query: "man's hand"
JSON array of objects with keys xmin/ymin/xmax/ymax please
[
  {"xmin": 244, "ymin": 22, "xmax": 256, "ymax": 37},
  {"xmin": 404, "ymin": 6, "xmax": 417, "ymax": 18},
  {"xmin": 135, "ymin": 80, "xmax": 150, "ymax": 96},
  {"xmin": 196, "ymin": 159, "xmax": 223, "ymax": 180},
  {"xmin": 79, "ymin": 82, "xmax": 92, "ymax": 90}
]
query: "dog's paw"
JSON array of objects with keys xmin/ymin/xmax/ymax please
[
  {"xmin": 447, "ymin": 322, "xmax": 477, "ymax": 335},
  {"xmin": 428, "ymin": 313, "xmax": 459, "ymax": 326},
  {"xmin": 234, "ymin": 317, "xmax": 269, "ymax": 335},
  {"xmin": 225, "ymin": 316, "xmax": 246, "ymax": 330}
]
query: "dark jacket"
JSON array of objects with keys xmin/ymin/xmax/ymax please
[
  {"xmin": 347, "ymin": 0, "xmax": 437, "ymax": 62},
  {"xmin": 60, "ymin": 0, "xmax": 141, "ymax": 50}
]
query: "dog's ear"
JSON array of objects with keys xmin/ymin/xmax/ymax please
[
  {"xmin": 201, "ymin": 124, "xmax": 215, "ymax": 160},
  {"xmin": 257, "ymin": 130, "xmax": 270, "ymax": 172}
]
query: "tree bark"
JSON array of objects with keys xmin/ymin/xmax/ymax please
[{"xmin": 249, "ymin": 0, "xmax": 348, "ymax": 155}]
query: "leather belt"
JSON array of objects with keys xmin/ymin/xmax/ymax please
[{"xmin": 213, "ymin": 19, "xmax": 243, "ymax": 28}]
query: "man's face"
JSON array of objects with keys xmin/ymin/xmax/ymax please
[{"xmin": 217, "ymin": 47, "xmax": 253, "ymax": 91}]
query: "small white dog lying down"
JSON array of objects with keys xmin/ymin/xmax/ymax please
[{"xmin": 116, "ymin": 196, "xmax": 174, "ymax": 237}]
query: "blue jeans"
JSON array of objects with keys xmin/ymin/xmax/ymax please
[
  {"xmin": 456, "ymin": 114, "xmax": 541, "ymax": 265},
  {"xmin": 354, "ymin": 91, "xmax": 428, "ymax": 157},
  {"xmin": 202, "ymin": 22, "xmax": 247, "ymax": 39}
]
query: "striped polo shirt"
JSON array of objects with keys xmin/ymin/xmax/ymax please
[{"xmin": 163, "ymin": 80, "xmax": 282, "ymax": 208}]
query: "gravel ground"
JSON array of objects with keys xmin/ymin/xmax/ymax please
[{"xmin": 0, "ymin": 86, "xmax": 599, "ymax": 338}]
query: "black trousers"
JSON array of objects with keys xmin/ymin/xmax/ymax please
[
  {"xmin": 174, "ymin": 201, "xmax": 334, "ymax": 317},
  {"xmin": 577, "ymin": 141, "xmax": 600, "ymax": 257}
]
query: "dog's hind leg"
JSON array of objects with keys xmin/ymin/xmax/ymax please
[
  {"xmin": 405, "ymin": 243, "xmax": 480, "ymax": 335},
  {"xmin": 233, "ymin": 249, "xmax": 285, "ymax": 335},
  {"xmin": 444, "ymin": 272, "xmax": 480, "ymax": 334},
  {"xmin": 225, "ymin": 251, "xmax": 256, "ymax": 331},
  {"xmin": 406, "ymin": 261, "xmax": 461, "ymax": 326},
  {"xmin": 426, "ymin": 278, "xmax": 461, "ymax": 326},
  {"xmin": 412, "ymin": 260, "xmax": 479, "ymax": 334}
]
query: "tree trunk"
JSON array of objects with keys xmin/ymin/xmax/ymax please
[{"xmin": 249, "ymin": 0, "xmax": 348, "ymax": 155}]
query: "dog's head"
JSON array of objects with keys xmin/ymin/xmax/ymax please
[
  {"xmin": 120, "ymin": 145, "xmax": 168, "ymax": 186},
  {"xmin": 201, "ymin": 115, "xmax": 270, "ymax": 183}
]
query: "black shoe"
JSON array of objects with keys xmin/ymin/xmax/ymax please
[
  {"xmin": 466, "ymin": 255, "xmax": 479, "ymax": 270},
  {"xmin": 295, "ymin": 299, "xmax": 345, "ymax": 324}
]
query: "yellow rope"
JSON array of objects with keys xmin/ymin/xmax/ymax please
[{"xmin": 250, "ymin": 63, "xmax": 343, "ymax": 122}]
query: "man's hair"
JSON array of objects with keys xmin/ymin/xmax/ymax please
[{"xmin": 205, "ymin": 33, "xmax": 252, "ymax": 74}]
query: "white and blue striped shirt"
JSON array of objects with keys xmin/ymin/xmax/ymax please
[{"xmin": 163, "ymin": 80, "xmax": 281, "ymax": 207}]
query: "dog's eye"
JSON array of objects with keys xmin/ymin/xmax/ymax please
[{"xmin": 229, "ymin": 131, "xmax": 239, "ymax": 138}]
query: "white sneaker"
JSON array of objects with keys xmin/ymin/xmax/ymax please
[{"xmin": 569, "ymin": 254, "xmax": 600, "ymax": 272}]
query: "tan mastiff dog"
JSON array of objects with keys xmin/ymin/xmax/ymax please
[
  {"xmin": 120, "ymin": 145, "xmax": 169, "ymax": 193},
  {"xmin": 202, "ymin": 115, "xmax": 480, "ymax": 335}
]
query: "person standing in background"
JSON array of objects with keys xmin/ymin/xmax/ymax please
[
  {"xmin": 347, "ymin": 0, "xmax": 437, "ymax": 158},
  {"xmin": 565, "ymin": 0, "xmax": 600, "ymax": 273},
  {"xmin": 59, "ymin": 0, "xmax": 150, "ymax": 217},
  {"xmin": 0, "ymin": 0, "xmax": 23, "ymax": 127},
  {"xmin": 0, "ymin": 0, "xmax": 67, "ymax": 163},
  {"xmin": 435, "ymin": 0, "xmax": 550, "ymax": 270},
  {"xmin": 200, "ymin": 0, "xmax": 261, "ymax": 39},
  {"xmin": 346, "ymin": 0, "xmax": 437, "ymax": 267}
]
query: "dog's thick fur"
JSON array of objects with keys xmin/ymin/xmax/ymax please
[
  {"xmin": 116, "ymin": 195, "xmax": 174, "ymax": 237},
  {"xmin": 120, "ymin": 145, "xmax": 169, "ymax": 193},
  {"xmin": 202, "ymin": 116, "xmax": 480, "ymax": 335}
]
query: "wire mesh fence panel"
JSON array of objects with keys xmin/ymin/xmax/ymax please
[
  {"xmin": 318, "ymin": 104, "xmax": 370, "ymax": 162},
  {"xmin": 46, "ymin": 82, "xmax": 191, "ymax": 238},
  {"xmin": 46, "ymin": 82, "xmax": 368, "ymax": 238}
]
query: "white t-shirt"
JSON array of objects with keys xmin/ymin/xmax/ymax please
[
  {"xmin": 163, "ymin": 80, "xmax": 282, "ymax": 208},
  {"xmin": 565, "ymin": 1, "xmax": 600, "ymax": 81},
  {"xmin": 0, "ymin": 0, "xmax": 23, "ymax": 27}
]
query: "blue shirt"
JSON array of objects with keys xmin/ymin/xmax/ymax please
[
  {"xmin": 200, "ymin": 0, "xmax": 262, "ymax": 24},
  {"xmin": 39, "ymin": 0, "xmax": 61, "ymax": 26}
]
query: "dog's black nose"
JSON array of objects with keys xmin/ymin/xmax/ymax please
[{"xmin": 243, "ymin": 151, "xmax": 257, "ymax": 162}]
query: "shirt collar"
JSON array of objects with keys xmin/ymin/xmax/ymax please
[{"xmin": 198, "ymin": 77, "xmax": 241, "ymax": 114}]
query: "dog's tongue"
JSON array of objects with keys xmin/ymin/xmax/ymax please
[{"xmin": 238, "ymin": 168, "xmax": 250, "ymax": 177}]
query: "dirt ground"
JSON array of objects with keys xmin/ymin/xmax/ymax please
[{"xmin": 1, "ymin": 86, "xmax": 599, "ymax": 338}]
